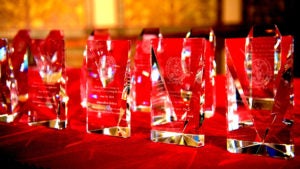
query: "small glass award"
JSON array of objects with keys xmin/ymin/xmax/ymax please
[
  {"xmin": 28, "ymin": 30, "xmax": 68, "ymax": 129},
  {"xmin": 0, "ymin": 38, "xmax": 10, "ymax": 121},
  {"xmin": 131, "ymin": 28, "xmax": 160, "ymax": 112},
  {"xmin": 86, "ymin": 39, "xmax": 131, "ymax": 138},
  {"xmin": 0, "ymin": 30, "xmax": 31, "ymax": 123},
  {"xmin": 226, "ymin": 25, "xmax": 295, "ymax": 158},
  {"xmin": 150, "ymin": 37, "xmax": 206, "ymax": 147}
]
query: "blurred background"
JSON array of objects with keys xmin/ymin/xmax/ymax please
[{"xmin": 0, "ymin": 0, "xmax": 298, "ymax": 76}]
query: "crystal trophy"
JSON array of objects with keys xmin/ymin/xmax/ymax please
[
  {"xmin": 81, "ymin": 29, "xmax": 111, "ymax": 108},
  {"xmin": 150, "ymin": 37, "xmax": 206, "ymax": 147},
  {"xmin": 0, "ymin": 38, "xmax": 10, "ymax": 121},
  {"xmin": 131, "ymin": 28, "xmax": 160, "ymax": 112},
  {"xmin": 28, "ymin": 30, "xmax": 68, "ymax": 129},
  {"xmin": 0, "ymin": 30, "xmax": 31, "ymax": 123},
  {"xmin": 226, "ymin": 25, "xmax": 295, "ymax": 158},
  {"xmin": 86, "ymin": 39, "xmax": 131, "ymax": 138}
]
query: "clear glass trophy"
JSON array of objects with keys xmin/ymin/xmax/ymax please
[
  {"xmin": 86, "ymin": 39, "xmax": 131, "ymax": 138},
  {"xmin": 226, "ymin": 25, "xmax": 295, "ymax": 158},
  {"xmin": 131, "ymin": 28, "xmax": 160, "ymax": 112},
  {"xmin": 150, "ymin": 37, "xmax": 206, "ymax": 147},
  {"xmin": 0, "ymin": 38, "xmax": 10, "ymax": 121},
  {"xmin": 28, "ymin": 30, "xmax": 68, "ymax": 129},
  {"xmin": 0, "ymin": 30, "xmax": 31, "ymax": 123}
]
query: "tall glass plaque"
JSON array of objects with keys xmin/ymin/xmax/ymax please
[
  {"xmin": 0, "ymin": 30, "xmax": 31, "ymax": 123},
  {"xmin": 28, "ymin": 30, "xmax": 68, "ymax": 129},
  {"xmin": 86, "ymin": 39, "xmax": 131, "ymax": 138},
  {"xmin": 226, "ymin": 25, "xmax": 295, "ymax": 158},
  {"xmin": 150, "ymin": 37, "xmax": 206, "ymax": 147}
]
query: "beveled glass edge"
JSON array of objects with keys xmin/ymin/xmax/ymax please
[
  {"xmin": 0, "ymin": 113, "xmax": 19, "ymax": 123},
  {"xmin": 227, "ymin": 138, "xmax": 294, "ymax": 159},
  {"xmin": 134, "ymin": 105, "xmax": 151, "ymax": 112},
  {"xmin": 28, "ymin": 119, "xmax": 68, "ymax": 130},
  {"xmin": 151, "ymin": 129, "xmax": 204, "ymax": 147},
  {"xmin": 87, "ymin": 126, "xmax": 131, "ymax": 138}
]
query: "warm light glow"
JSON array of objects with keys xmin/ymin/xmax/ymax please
[
  {"xmin": 222, "ymin": 0, "xmax": 242, "ymax": 25},
  {"xmin": 93, "ymin": 0, "xmax": 117, "ymax": 27}
]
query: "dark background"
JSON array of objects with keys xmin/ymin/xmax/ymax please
[{"xmin": 216, "ymin": 0, "xmax": 299, "ymax": 77}]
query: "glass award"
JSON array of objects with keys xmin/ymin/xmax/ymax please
[
  {"xmin": 226, "ymin": 25, "xmax": 295, "ymax": 158},
  {"xmin": 0, "ymin": 38, "xmax": 10, "ymax": 121},
  {"xmin": 0, "ymin": 30, "xmax": 31, "ymax": 123},
  {"xmin": 131, "ymin": 28, "xmax": 160, "ymax": 112},
  {"xmin": 80, "ymin": 29, "xmax": 111, "ymax": 108},
  {"xmin": 28, "ymin": 30, "xmax": 68, "ymax": 129},
  {"xmin": 150, "ymin": 37, "xmax": 206, "ymax": 147},
  {"xmin": 86, "ymin": 39, "xmax": 131, "ymax": 138}
]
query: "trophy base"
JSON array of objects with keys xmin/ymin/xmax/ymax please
[
  {"xmin": 87, "ymin": 126, "xmax": 131, "ymax": 138},
  {"xmin": 28, "ymin": 119, "xmax": 68, "ymax": 130},
  {"xmin": 246, "ymin": 97, "xmax": 274, "ymax": 110},
  {"xmin": 0, "ymin": 113, "xmax": 19, "ymax": 123},
  {"xmin": 227, "ymin": 138, "xmax": 294, "ymax": 159},
  {"xmin": 151, "ymin": 130, "xmax": 204, "ymax": 147},
  {"xmin": 132, "ymin": 105, "xmax": 150, "ymax": 112}
]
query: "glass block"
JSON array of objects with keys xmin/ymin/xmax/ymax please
[
  {"xmin": 150, "ymin": 37, "xmax": 206, "ymax": 147},
  {"xmin": 86, "ymin": 39, "xmax": 131, "ymax": 138},
  {"xmin": 28, "ymin": 30, "xmax": 68, "ymax": 129},
  {"xmin": 226, "ymin": 25, "xmax": 295, "ymax": 158}
]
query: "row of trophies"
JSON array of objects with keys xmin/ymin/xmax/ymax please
[
  {"xmin": 0, "ymin": 30, "xmax": 68, "ymax": 129},
  {"xmin": 0, "ymin": 25, "xmax": 295, "ymax": 159}
]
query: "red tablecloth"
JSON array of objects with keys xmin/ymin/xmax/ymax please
[{"xmin": 0, "ymin": 68, "xmax": 300, "ymax": 169}]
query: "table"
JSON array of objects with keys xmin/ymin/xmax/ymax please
[{"xmin": 0, "ymin": 68, "xmax": 299, "ymax": 169}]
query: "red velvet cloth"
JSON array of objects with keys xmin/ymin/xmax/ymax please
[{"xmin": 0, "ymin": 68, "xmax": 300, "ymax": 169}]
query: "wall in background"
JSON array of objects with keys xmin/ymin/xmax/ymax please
[
  {"xmin": 0, "ymin": 0, "xmax": 297, "ymax": 76},
  {"xmin": 0, "ymin": 0, "xmax": 244, "ymax": 38}
]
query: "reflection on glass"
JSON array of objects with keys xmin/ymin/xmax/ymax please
[
  {"xmin": 186, "ymin": 29, "xmax": 216, "ymax": 118},
  {"xmin": 131, "ymin": 28, "xmax": 160, "ymax": 112}
]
